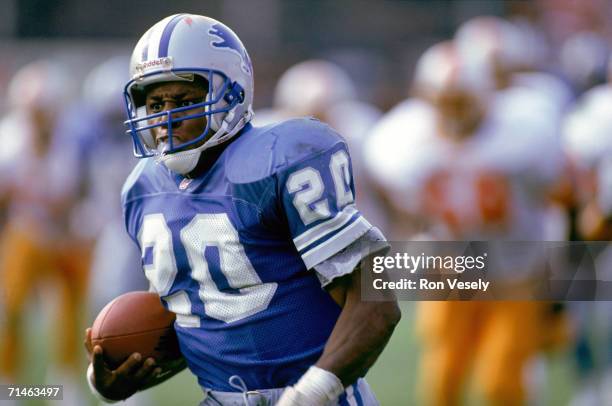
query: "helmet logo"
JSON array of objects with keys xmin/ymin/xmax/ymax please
[
  {"xmin": 134, "ymin": 57, "xmax": 173, "ymax": 79},
  {"xmin": 209, "ymin": 24, "xmax": 252, "ymax": 76}
]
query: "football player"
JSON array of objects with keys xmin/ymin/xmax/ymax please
[
  {"xmin": 561, "ymin": 82, "xmax": 612, "ymax": 405},
  {"xmin": 563, "ymin": 83, "xmax": 612, "ymax": 241},
  {"xmin": 84, "ymin": 14, "xmax": 400, "ymax": 405},
  {"xmin": 380, "ymin": 40, "xmax": 570, "ymax": 406},
  {"xmin": 455, "ymin": 15, "xmax": 574, "ymax": 119},
  {"xmin": 75, "ymin": 56, "xmax": 147, "ymax": 313},
  {"xmin": 0, "ymin": 60, "xmax": 91, "ymax": 403},
  {"xmin": 75, "ymin": 55, "xmax": 152, "ymax": 406}
]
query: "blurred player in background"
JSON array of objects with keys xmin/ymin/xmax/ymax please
[
  {"xmin": 562, "ymin": 74, "xmax": 612, "ymax": 405},
  {"xmin": 367, "ymin": 31, "xmax": 572, "ymax": 404},
  {"xmin": 537, "ymin": 0, "xmax": 612, "ymax": 94},
  {"xmin": 362, "ymin": 86, "xmax": 438, "ymax": 240},
  {"xmin": 454, "ymin": 15, "xmax": 576, "ymax": 241},
  {"xmin": 563, "ymin": 82, "xmax": 612, "ymax": 242},
  {"xmin": 0, "ymin": 59, "xmax": 91, "ymax": 404},
  {"xmin": 413, "ymin": 38, "xmax": 570, "ymax": 406},
  {"xmin": 84, "ymin": 14, "xmax": 400, "ymax": 405},
  {"xmin": 74, "ymin": 55, "xmax": 147, "ymax": 314},
  {"xmin": 454, "ymin": 16, "xmax": 574, "ymax": 122},
  {"xmin": 72, "ymin": 55, "xmax": 150, "ymax": 406},
  {"xmin": 420, "ymin": 38, "xmax": 571, "ymax": 406}
]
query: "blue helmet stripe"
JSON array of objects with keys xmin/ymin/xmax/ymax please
[
  {"xmin": 141, "ymin": 28, "xmax": 153, "ymax": 61},
  {"xmin": 158, "ymin": 14, "xmax": 186, "ymax": 58}
]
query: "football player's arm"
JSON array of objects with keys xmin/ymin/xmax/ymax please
[
  {"xmin": 319, "ymin": 261, "xmax": 401, "ymax": 383},
  {"xmin": 275, "ymin": 125, "xmax": 400, "ymax": 404},
  {"xmin": 278, "ymin": 256, "xmax": 400, "ymax": 405},
  {"xmin": 84, "ymin": 328, "xmax": 187, "ymax": 402}
]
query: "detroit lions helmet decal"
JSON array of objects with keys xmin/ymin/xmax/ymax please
[{"xmin": 209, "ymin": 23, "xmax": 252, "ymax": 76}]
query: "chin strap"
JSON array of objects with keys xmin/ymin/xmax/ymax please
[{"xmin": 157, "ymin": 107, "xmax": 253, "ymax": 175}]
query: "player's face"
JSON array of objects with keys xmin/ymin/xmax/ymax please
[
  {"xmin": 145, "ymin": 81, "xmax": 208, "ymax": 149},
  {"xmin": 434, "ymin": 89, "xmax": 485, "ymax": 140}
]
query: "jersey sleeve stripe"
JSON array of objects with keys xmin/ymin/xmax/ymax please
[
  {"xmin": 293, "ymin": 205, "xmax": 358, "ymax": 251},
  {"xmin": 339, "ymin": 383, "xmax": 362, "ymax": 406},
  {"xmin": 345, "ymin": 385, "xmax": 359, "ymax": 406},
  {"xmin": 301, "ymin": 216, "xmax": 372, "ymax": 270},
  {"xmin": 146, "ymin": 21, "xmax": 166, "ymax": 61},
  {"xmin": 352, "ymin": 383, "xmax": 364, "ymax": 406},
  {"xmin": 297, "ymin": 211, "xmax": 361, "ymax": 255}
]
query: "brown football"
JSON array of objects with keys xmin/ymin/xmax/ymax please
[{"xmin": 91, "ymin": 291, "xmax": 182, "ymax": 369}]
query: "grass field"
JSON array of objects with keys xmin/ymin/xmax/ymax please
[{"xmin": 15, "ymin": 301, "xmax": 578, "ymax": 405}]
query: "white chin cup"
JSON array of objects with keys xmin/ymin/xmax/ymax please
[
  {"xmin": 155, "ymin": 107, "xmax": 251, "ymax": 175},
  {"xmin": 157, "ymin": 145, "xmax": 204, "ymax": 175}
]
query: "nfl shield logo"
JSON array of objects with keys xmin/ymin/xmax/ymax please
[{"xmin": 179, "ymin": 178, "xmax": 193, "ymax": 190}]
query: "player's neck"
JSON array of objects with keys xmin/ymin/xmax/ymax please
[{"xmin": 186, "ymin": 131, "xmax": 243, "ymax": 179}]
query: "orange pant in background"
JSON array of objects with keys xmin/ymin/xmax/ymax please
[
  {"xmin": 416, "ymin": 300, "xmax": 570, "ymax": 406},
  {"xmin": 0, "ymin": 223, "xmax": 91, "ymax": 379}
]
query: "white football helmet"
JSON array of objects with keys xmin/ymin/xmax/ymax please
[
  {"xmin": 454, "ymin": 16, "xmax": 526, "ymax": 88},
  {"xmin": 7, "ymin": 59, "xmax": 74, "ymax": 114},
  {"xmin": 413, "ymin": 41, "xmax": 493, "ymax": 103},
  {"xmin": 560, "ymin": 31, "xmax": 609, "ymax": 90},
  {"xmin": 83, "ymin": 55, "xmax": 130, "ymax": 118},
  {"xmin": 412, "ymin": 41, "xmax": 493, "ymax": 140},
  {"xmin": 273, "ymin": 59, "xmax": 356, "ymax": 117},
  {"xmin": 124, "ymin": 14, "xmax": 254, "ymax": 174}
]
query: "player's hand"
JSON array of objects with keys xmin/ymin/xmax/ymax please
[
  {"xmin": 84, "ymin": 328, "xmax": 160, "ymax": 401},
  {"xmin": 84, "ymin": 327, "xmax": 94, "ymax": 362}
]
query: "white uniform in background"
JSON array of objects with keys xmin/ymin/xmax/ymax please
[
  {"xmin": 418, "ymin": 88, "xmax": 564, "ymax": 276},
  {"xmin": 0, "ymin": 60, "xmax": 89, "ymax": 406},
  {"xmin": 76, "ymin": 56, "xmax": 153, "ymax": 406},
  {"xmin": 362, "ymin": 98, "xmax": 437, "ymax": 239},
  {"xmin": 562, "ymin": 82, "xmax": 612, "ymax": 406},
  {"xmin": 75, "ymin": 56, "xmax": 147, "ymax": 314},
  {"xmin": 394, "ymin": 40, "xmax": 571, "ymax": 406},
  {"xmin": 562, "ymin": 83, "xmax": 612, "ymax": 288}
]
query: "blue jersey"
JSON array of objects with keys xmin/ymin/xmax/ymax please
[{"xmin": 121, "ymin": 118, "xmax": 373, "ymax": 391}]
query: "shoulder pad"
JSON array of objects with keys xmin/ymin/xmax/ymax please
[
  {"xmin": 226, "ymin": 117, "xmax": 345, "ymax": 183},
  {"xmin": 120, "ymin": 158, "xmax": 156, "ymax": 205}
]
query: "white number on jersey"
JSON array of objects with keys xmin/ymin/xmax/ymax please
[
  {"xmin": 287, "ymin": 167, "xmax": 331, "ymax": 225},
  {"xmin": 181, "ymin": 214, "xmax": 277, "ymax": 323},
  {"xmin": 139, "ymin": 213, "xmax": 277, "ymax": 326},
  {"xmin": 139, "ymin": 214, "xmax": 178, "ymax": 296},
  {"xmin": 330, "ymin": 150, "xmax": 354, "ymax": 207},
  {"xmin": 287, "ymin": 149, "xmax": 355, "ymax": 225}
]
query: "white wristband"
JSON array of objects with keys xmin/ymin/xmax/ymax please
[
  {"xmin": 86, "ymin": 363, "xmax": 119, "ymax": 404},
  {"xmin": 292, "ymin": 366, "xmax": 344, "ymax": 404}
]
